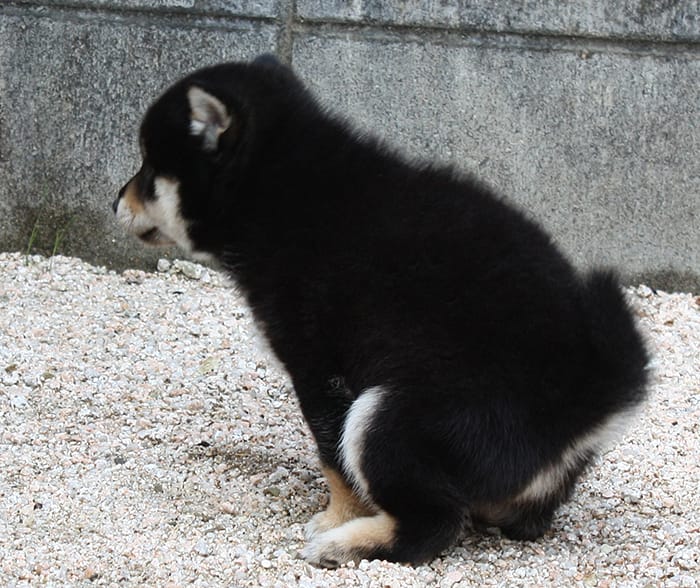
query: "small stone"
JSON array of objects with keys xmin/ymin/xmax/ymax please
[
  {"xmin": 441, "ymin": 570, "xmax": 465, "ymax": 587},
  {"xmin": 11, "ymin": 394, "xmax": 28, "ymax": 409},
  {"xmin": 23, "ymin": 374, "xmax": 41, "ymax": 388},
  {"xmin": 157, "ymin": 258, "xmax": 171, "ymax": 272},
  {"xmin": 187, "ymin": 400, "xmax": 204, "ymax": 412},
  {"xmin": 269, "ymin": 467, "xmax": 289, "ymax": 484},
  {"xmin": 636, "ymin": 285, "xmax": 654, "ymax": 298},
  {"xmin": 624, "ymin": 489, "xmax": 643, "ymax": 504},
  {"xmin": 174, "ymin": 260, "xmax": 203, "ymax": 280},
  {"xmin": 194, "ymin": 539, "xmax": 211, "ymax": 556},
  {"xmin": 198, "ymin": 356, "xmax": 219, "ymax": 375},
  {"xmin": 220, "ymin": 502, "xmax": 236, "ymax": 515},
  {"xmin": 123, "ymin": 269, "xmax": 146, "ymax": 284},
  {"xmin": 3, "ymin": 371, "xmax": 19, "ymax": 385}
]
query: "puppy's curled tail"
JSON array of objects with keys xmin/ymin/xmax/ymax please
[{"xmin": 583, "ymin": 269, "xmax": 650, "ymax": 412}]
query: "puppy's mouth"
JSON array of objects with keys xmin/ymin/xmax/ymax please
[{"xmin": 138, "ymin": 227, "xmax": 176, "ymax": 246}]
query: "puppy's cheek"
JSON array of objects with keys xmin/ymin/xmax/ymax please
[{"xmin": 151, "ymin": 177, "xmax": 193, "ymax": 249}]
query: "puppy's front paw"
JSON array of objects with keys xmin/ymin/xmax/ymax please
[
  {"xmin": 301, "ymin": 512, "xmax": 397, "ymax": 568},
  {"xmin": 305, "ymin": 510, "xmax": 334, "ymax": 539},
  {"xmin": 301, "ymin": 527, "xmax": 354, "ymax": 568}
]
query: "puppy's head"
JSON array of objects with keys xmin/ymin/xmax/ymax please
[{"xmin": 113, "ymin": 54, "xmax": 297, "ymax": 259}]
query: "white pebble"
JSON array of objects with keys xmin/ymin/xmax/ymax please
[
  {"xmin": 173, "ymin": 260, "xmax": 203, "ymax": 280},
  {"xmin": 157, "ymin": 258, "xmax": 171, "ymax": 272}
]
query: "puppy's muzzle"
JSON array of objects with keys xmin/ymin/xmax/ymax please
[{"xmin": 112, "ymin": 185, "xmax": 126, "ymax": 214}]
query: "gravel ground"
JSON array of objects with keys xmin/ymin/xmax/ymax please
[{"xmin": 0, "ymin": 251, "xmax": 698, "ymax": 587}]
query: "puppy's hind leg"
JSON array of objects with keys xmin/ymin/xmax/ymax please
[
  {"xmin": 471, "ymin": 434, "xmax": 596, "ymax": 541},
  {"xmin": 471, "ymin": 497, "xmax": 558, "ymax": 541}
]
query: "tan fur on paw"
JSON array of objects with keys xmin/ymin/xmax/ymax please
[
  {"xmin": 306, "ymin": 466, "xmax": 375, "ymax": 539},
  {"xmin": 302, "ymin": 512, "xmax": 396, "ymax": 568}
]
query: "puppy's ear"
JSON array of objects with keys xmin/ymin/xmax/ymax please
[
  {"xmin": 252, "ymin": 53, "xmax": 282, "ymax": 68},
  {"xmin": 187, "ymin": 86, "xmax": 232, "ymax": 151}
]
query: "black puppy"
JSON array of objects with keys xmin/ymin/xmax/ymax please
[{"xmin": 114, "ymin": 55, "xmax": 648, "ymax": 567}]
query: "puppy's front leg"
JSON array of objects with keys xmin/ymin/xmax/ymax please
[
  {"xmin": 306, "ymin": 466, "xmax": 375, "ymax": 538},
  {"xmin": 291, "ymin": 375, "xmax": 374, "ymax": 540},
  {"xmin": 293, "ymin": 374, "xmax": 354, "ymax": 469}
]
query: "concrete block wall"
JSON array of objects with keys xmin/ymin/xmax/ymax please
[{"xmin": 1, "ymin": 1, "xmax": 698, "ymax": 290}]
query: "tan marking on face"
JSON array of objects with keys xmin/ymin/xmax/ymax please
[
  {"xmin": 115, "ymin": 173, "xmax": 155, "ymax": 238},
  {"xmin": 121, "ymin": 176, "xmax": 145, "ymax": 214}
]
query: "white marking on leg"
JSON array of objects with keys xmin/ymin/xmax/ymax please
[{"xmin": 339, "ymin": 386, "xmax": 385, "ymax": 504}]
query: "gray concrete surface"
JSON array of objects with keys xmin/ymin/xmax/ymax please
[
  {"xmin": 0, "ymin": 1, "xmax": 698, "ymax": 290},
  {"xmin": 298, "ymin": 0, "xmax": 700, "ymax": 42}
]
